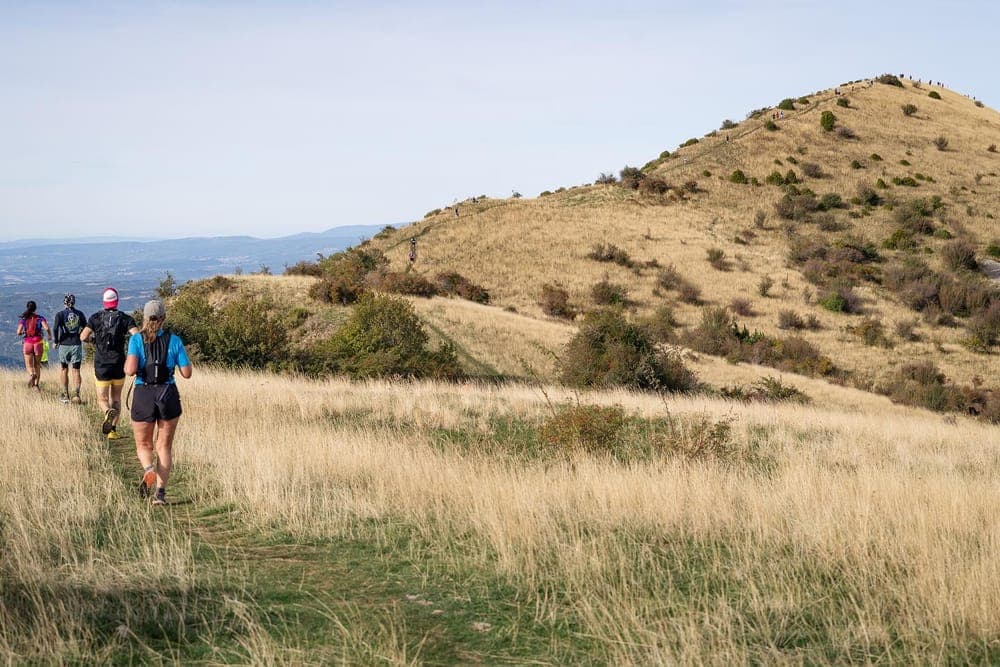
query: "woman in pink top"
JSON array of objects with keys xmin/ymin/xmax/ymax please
[{"xmin": 16, "ymin": 300, "xmax": 52, "ymax": 391}]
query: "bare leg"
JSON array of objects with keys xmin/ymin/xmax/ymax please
[
  {"xmin": 134, "ymin": 421, "xmax": 156, "ymax": 470},
  {"xmin": 23, "ymin": 354, "xmax": 34, "ymax": 385},
  {"xmin": 60, "ymin": 366, "xmax": 69, "ymax": 395},
  {"xmin": 109, "ymin": 383, "xmax": 125, "ymax": 428},
  {"xmin": 153, "ymin": 417, "xmax": 180, "ymax": 488},
  {"xmin": 95, "ymin": 383, "xmax": 111, "ymax": 413},
  {"xmin": 71, "ymin": 367, "xmax": 82, "ymax": 397}
]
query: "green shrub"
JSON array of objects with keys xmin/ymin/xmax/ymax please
[
  {"xmin": 934, "ymin": 136, "xmax": 949, "ymax": 151},
  {"xmin": 765, "ymin": 120, "xmax": 778, "ymax": 131},
  {"xmin": 882, "ymin": 362, "xmax": 958, "ymax": 412},
  {"xmin": 774, "ymin": 193, "xmax": 819, "ymax": 220},
  {"xmin": 721, "ymin": 377, "xmax": 809, "ymax": 404},
  {"xmin": 894, "ymin": 198, "xmax": 934, "ymax": 233},
  {"xmin": 870, "ymin": 153, "xmax": 883, "ymax": 161},
  {"xmin": 850, "ymin": 159, "xmax": 863, "ymax": 169},
  {"xmin": 638, "ymin": 176, "xmax": 670, "ymax": 195},
  {"xmin": 642, "ymin": 304, "xmax": 679, "ymax": 343},
  {"xmin": 284, "ymin": 260, "xmax": 323, "ymax": 277},
  {"xmin": 424, "ymin": 208, "xmax": 442, "ymax": 218},
  {"xmin": 902, "ymin": 103, "xmax": 918, "ymax": 116},
  {"xmin": 932, "ymin": 228, "xmax": 953, "ymax": 240},
  {"xmin": 876, "ymin": 74, "xmax": 903, "ymax": 87},
  {"xmin": 818, "ymin": 285, "xmax": 862, "ymax": 313},
  {"xmin": 596, "ymin": 172, "xmax": 618, "ymax": 185},
  {"xmin": 777, "ymin": 98, "xmax": 796, "ymax": 111},
  {"xmin": 836, "ymin": 97, "xmax": 850, "ymax": 108},
  {"xmin": 964, "ymin": 303, "xmax": 1000, "ymax": 351},
  {"xmin": 559, "ymin": 309, "xmax": 696, "ymax": 392},
  {"xmin": 720, "ymin": 119, "xmax": 737, "ymax": 130},
  {"xmin": 591, "ymin": 277, "xmax": 629, "ymax": 305},
  {"xmin": 730, "ymin": 169, "xmax": 748, "ymax": 184},
  {"xmin": 308, "ymin": 293, "xmax": 462, "ymax": 380},
  {"xmin": 928, "ymin": 91, "xmax": 942, "ymax": 100},
  {"xmin": 539, "ymin": 283, "xmax": 575, "ymax": 319},
  {"xmin": 765, "ymin": 171, "xmax": 785, "ymax": 186},
  {"xmin": 818, "ymin": 193, "xmax": 843, "ymax": 210},
  {"xmin": 820, "ymin": 110, "xmax": 836, "ymax": 131},
  {"xmin": 876, "ymin": 178, "xmax": 889, "ymax": 189},
  {"xmin": 893, "ymin": 176, "xmax": 919, "ymax": 187},
  {"xmin": 985, "ymin": 242, "xmax": 1000, "ymax": 258},
  {"xmin": 975, "ymin": 100, "xmax": 985, "ymax": 108},
  {"xmin": 757, "ymin": 275, "xmax": 774, "ymax": 297},
  {"xmin": 680, "ymin": 138, "xmax": 699, "ymax": 148}
]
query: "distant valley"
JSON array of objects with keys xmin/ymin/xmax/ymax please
[{"xmin": 0, "ymin": 224, "xmax": 384, "ymax": 366}]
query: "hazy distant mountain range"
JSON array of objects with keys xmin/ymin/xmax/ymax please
[
  {"xmin": 0, "ymin": 225, "xmax": 385, "ymax": 285},
  {"xmin": 0, "ymin": 224, "xmax": 385, "ymax": 366}
]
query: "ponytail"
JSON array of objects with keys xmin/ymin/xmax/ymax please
[
  {"xmin": 141, "ymin": 317, "xmax": 162, "ymax": 345},
  {"xmin": 20, "ymin": 301, "xmax": 36, "ymax": 320}
]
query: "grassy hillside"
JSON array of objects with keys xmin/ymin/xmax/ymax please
[
  {"xmin": 367, "ymin": 77, "xmax": 1000, "ymax": 388},
  {"xmin": 3, "ymin": 363, "xmax": 998, "ymax": 663}
]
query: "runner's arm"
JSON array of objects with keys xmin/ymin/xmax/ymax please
[{"xmin": 80, "ymin": 326, "xmax": 93, "ymax": 342}]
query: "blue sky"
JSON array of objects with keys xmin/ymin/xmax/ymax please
[{"xmin": 1, "ymin": 1, "xmax": 997, "ymax": 241}]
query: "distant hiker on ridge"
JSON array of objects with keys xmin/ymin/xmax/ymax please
[
  {"xmin": 125, "ymin": 299, "xmax": 192, "ymax": 506},
  {"xmin": 409, "ymin": 237, "xmax": 417, "ymax": 264},
  {"xmin": 53, "ymin": 293, "xmax": 87, "ymax": 404},
  {"xmin": 16, "ymin": 300, "xmax": 52, "ymax": 391},
  {"xmin": 80, "ymin": 287, "xmax": 138, "ymax": 440}
]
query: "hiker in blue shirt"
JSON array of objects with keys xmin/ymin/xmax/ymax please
[{"xmin": 124, "ymin": 299, "xmax": 192, "ymax": 506}]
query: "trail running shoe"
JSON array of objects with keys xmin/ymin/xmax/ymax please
[
  {"xmin": 139, "ymin": 469, "xmax": 156, "ymax": 499},
  {"xmin": 59, "ymin": 393, "xmax": 70, "ymax": 404},
  {"xmin": 101, "ymin": 408, "xmax": 118, "ymax": 434},
  {"xmin": 106, "ymin": 430, "xmax": 122, "ymax": 441},
  {"xmin": 151, "ymin": 489, "xmax": 167, "ymax": 506}
]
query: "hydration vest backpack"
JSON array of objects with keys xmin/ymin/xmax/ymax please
[
  {"xmin": 23, "ymin": 315, "xmax": 39, "ymax": 338},
  {"xmin": 141, "ymin": 333, "xmax": 172, "ymax": 385},
  {"xmin": 98, "ymin": 311, "xmax": 125, "ymax": 353}
]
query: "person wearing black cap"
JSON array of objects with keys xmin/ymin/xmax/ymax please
[
  {"xmin": 53, "ymin": 293, "xmax": 88, "ymax": 404},
  {"xmin": 124, "ymin": 299, "xmax": 192, "ymax": 506}
]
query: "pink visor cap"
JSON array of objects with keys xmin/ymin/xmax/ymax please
[{"xmin": 102, "ymin": 287, "xmax": 119, "ymax": 308}]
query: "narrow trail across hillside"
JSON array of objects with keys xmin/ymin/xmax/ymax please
[{"xmin": 60, "ymin": 382, "xmax": 570, "ymax": 663}]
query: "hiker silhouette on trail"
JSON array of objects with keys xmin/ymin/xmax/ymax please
[
  {"xmin": 455, "ymin": 206, "xmax": 460, "ymax": 218},
  {"xmin": 16, "ymin": 300, "xmax": 52, "ymax": 391},
  {"xmin": 125, "ymin": 299, "xmax": 192, "ymax": 506},
  {"xmin": 53, "ymin": 293, "xmax": 87, "ymax": 404},
  {"xmin": 80, "ymin": 287, "xmax": 139, "ymax": 441},
  {"xmin": 409, "ymin": 237, "xmax": 417, "ymax": 264}
]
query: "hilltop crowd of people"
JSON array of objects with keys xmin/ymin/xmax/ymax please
[{"xmin": 16, "ymin": 287, "xmax": 192, "ymax": 506}]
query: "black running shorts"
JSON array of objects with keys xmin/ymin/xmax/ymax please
[{"xmin": 131, "ymin": 383, "xmax": 183, "ymax": 422}]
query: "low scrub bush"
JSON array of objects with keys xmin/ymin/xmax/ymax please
[
  {"xmin": 940, "ymin": 240, "xmax": 978, "ymax": 272},
  {"xmin": 801, "ymin": 162, "xmax": 823, "ymax": 178},
  {"xmin": 720, "ymin": 119, "xmax": 737, "ymax": 130},
  {"xmin": 963, "ymin": 302, "xmax": 1000, "ymax": 351},
  {"xmin": 934, "ymin": 136, "xmax": 949, "ymax": 151},
  {"xmin": 721, "ymin": 377, "xmax": 809, "ymax": 404},
  {"xmin": 730, "ymin": 169, "xmax": 748, "ymax": 184},
  {"xmin": 775, "ymin": 193, "xmax": 819, "ymax": 220},
  {"xmin": 818, "ymin": 193, "xmax": 843, "ymax": 210},
  {"xmin": 591, "ymin": 277, "xmax": 629, "ymax": 305},
  {"xmin": 539, "ymin": 283, "xmax": 576, "ymax": 319},
  {"xmin": 856, "ymin": 181, "xmax": 880, "ymax": 206},
  {"xmin": 375, "ymin": 271, "xmax": 438, "ymax": 298},
  {"xmin": 424, "ymin": 208, "xmax": 442, "ymax": 218},
  {"xmin": 985, "ymin": 241, "xmax": 1000, "ymax": 258},
  {"xmin": 284, "ymin": 260, "xmax": 323, "ymax": 277},
  {"xmin": 765, "ymin": 120, "xmax": 778, "ymax": 131},
  {"xmin": 559, "ymin": 309, "xmax": 697, "ymax": 392},
  {"xmin": 882, "ymin": 362, "xmax": 959, "ymax": 412},
  {"xmin": 876, "ymin": 74, "xmax": 903, "ymax": 86},
  {"xmin": 928, "ymin": 91, "xmax": 942, "ymax": 100},
  {"xmin": 850, "ymin": 159, "xmax": 863, "ymax": 169},
  {"xmin": 849, "ymin": 317, "xmax": 892, "ymax": 347},
  {"xmin": 434, "ymin": 272, "xmax": 490, "ymax": 303},
  {"xmin": 680, "ymin": 138, "xmax": 699, "ymax": 147},
  {"xmin": 895, "ymin": 317, "xmax": 919, "ymax": 341},
  {"xmin": 729, "ymin": 297, "xmax": 755, "ymax": 316},
  {"xmin": 587, "ymin": 242, "xmax": 634, "ymax": 267},
  {"xmin": 777, "ymin": 309, "xmax": 805, "ymax": 330},
  {"xmin": 596, "ymin": 172, "xmax": 617, "ymax": 185},
  {"xmin": 989, "ymin": 144, "xmax": 998, "ymax": 153},
  {"xmin": 678, "ymin": 282, "xmax": 703, "ymax": 304},
  {"xmin": 757, "ymin": 275, "xmax": 774, "ymax": 297},
  {"xmin": 836, "ymin": 97, "xmax": 850, "ymax": 108},
  {"xmin": 818, "ymin": 284, "xmax": 862, "ymax": 313},
  {"xmin": 642, "ymin": 304, "xmax": 679, "ymax": 343},
  {"xmin": 706, "ymin": 247, "xmax": 730, "ymax": 270},
  {"xmin": 901, "ymin": 103, "xmax": 918, "ymax": 116},
  {"xmin": 837, "ymin": 126, "xmax": 856, "ymax": 139},
  {"xmin": 619, "ymin": 166, "xmax": 645, "ymax": 189},
  {"xmin": 638, "ymin": 176, "xmax": 671, "ymax": 195},
  {"xmin": 777, "ymin": 98, "xmax": 795, "ymax": 111}
]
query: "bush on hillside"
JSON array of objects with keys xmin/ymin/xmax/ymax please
[
  {"xmin": 837, "ymin": 97, "xmax": 850, "ymax": 108},
  {"xmin": 901, "ymin": 103, "xmax": 918, "ymax": 117},
  {"xmin": 596, "ymin": 172, "xmax": 618, "ymax": 185},
  {"xmin": 856, "ymin": 181, "xmax": 880, "ymax": 206},
  {"xmin": 940, "ymin": 240, "xmax": 978, "ymax": 272},
  {"xmin": 434, "ymin": 272, "xmax": 490, "ymax": 303},
  {"xmin": 837, "ymin": 126, "xmax": 857, "ymax": 139},
  {"xmin": 730, "ymin": 169, "xmax": 748, "ymax": 184},
  {"xmin": 680, "ymin": 138, "xmax": 699, "ymax": 148},
  {"xmin": 720, "ymin": 119, "xmax": 738, "ymax": 130},
  {"xmin": 619, "ymin": 166, "xmax": 645, "ymax": 189},
  {"xmin": 818, "ymin": 193, "xmax": 843, "ymax": 210},
  {"xmin": 818, "ymin": 284, "xmax": 863, "ymax": 313},
  {"xmin": 706, "ymin": 247, "xmax": 730, "ymax": 271},
  {"xmin": 765, "ymin": 120, "xmax": 778, "ymax": 131},
  {"xmin": 801, "ymin": 162, "xmax": 824, "ymax": 178},
  {"xmin": 876, "ymin": 74, "xmax": 903, "ymax": 87},
  {"xmin": 559, "ymin": 309, "xmax": 696, "ymax": 392},
  {"xmin": 934, "ymin": 136, "xmax": 949, "ymax": 151},
  {"xmin": 989, "ymin": 144, "xmax": 998, "ymax": 153},
  {"xmin": 777, "ymin": 98, "xmax": 796, "ymax": 111},
  {"xmin": 587, "ymin": 243, "xmax": 634, "ymax": 267},
  {"xmin": 375, "ymin": 271, "xmax": 438, "ymax": 297},
  {"xmin": 638, "ymin": 176, "xmax": 671, "ymax": 195},
  {"xmin": 820, "ymin": 111, "xmax": 837, "ymax": 131},
  {"xmin": 591, "ymin": 277, "xmax": 629, "ymax": 306},
  {"xmin": 539, "ymin": 283, "xmax": 576, "ymax": 319},
  {"xmin": 284, "ymin": 260, "xmax": 323, "ymax": 277},
  {"xmin": 729, "ymin": 297, "xmax": 755, "ymax": 316},
  {"xmin": 306, "ymin": 293, "xmax": 463, "ymax": 380},
  {"xmin": 777, "ymin": 309, "xmax": 805, "ymax": 330},
  {"xmin": 928, "ymin": 91, "xmax": 942, "ymax": 100}
]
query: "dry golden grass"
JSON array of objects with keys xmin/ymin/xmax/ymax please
[
  {"xmin": 171, "ymin": 365, "xmax": 1000, "ymax": 663},
  {"xmin": 367, "ymin": 79, "xmax": 1000, "ymax": 387}
]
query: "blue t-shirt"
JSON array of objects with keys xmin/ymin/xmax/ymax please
[{"xmin": 127, "ymin": 331, "xmax": 190, "ymax": 385}]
